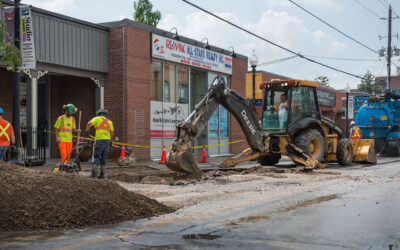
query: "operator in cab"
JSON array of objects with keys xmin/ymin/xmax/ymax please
[{"xmin": 271, "ymin": 93, "xmax": 289, "ymax": 129}]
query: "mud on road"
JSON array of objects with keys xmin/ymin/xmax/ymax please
[{"xmin": 104, "ymin": 163, "xmax": 351, "ymax": 209}]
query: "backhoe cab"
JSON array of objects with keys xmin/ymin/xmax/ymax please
[{"xmin": 166, "ymin": 77, "xmax": 376, "ymax": 177}]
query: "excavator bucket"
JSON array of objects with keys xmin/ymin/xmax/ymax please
[
  {"xmin": 165, "ymin": 146, "xmax": 203, "ymax": 177},
  {"xmin": 351, "ymin": 139, "xmax": 376, "ymax": 164}
]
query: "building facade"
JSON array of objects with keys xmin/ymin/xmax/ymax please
[
  {"xmin": 102, "ymin": 19, "xmax": 247, "ymax": 159},
  {"xmin": 0, "ymin": 2, "xmax": 248, "ymax": 159}
]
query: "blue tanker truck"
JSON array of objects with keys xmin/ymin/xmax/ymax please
[{"xmin": 354, "ymin": 89, "xmax": 400, "ymax": 156}]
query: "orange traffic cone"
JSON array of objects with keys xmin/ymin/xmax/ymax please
[
  {"xmin": 159, "ymin": 145, "xmax": 166, "ymax": 164},
  {"xmin": 120, "ymin": 145, "xmax": 126, "ymax": 158},
  {"xmin": 200, "ymin": 146, "xmax": 207, "ymax": 163}
]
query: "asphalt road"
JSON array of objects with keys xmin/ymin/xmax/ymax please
[{"xmin": 1, "ymin": 158, "xmax": 400, "ymax": 249}]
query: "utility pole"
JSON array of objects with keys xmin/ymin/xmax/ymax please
[
  {"xmin": 12, "ymin": 0, "xmax": 21, "ymax": 160},
  {"xmin": 387, "ymin": 5, "xmax": 392, "ymax": 89}
]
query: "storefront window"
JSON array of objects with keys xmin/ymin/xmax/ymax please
[
  {"xmin": 208, "ymin": 73, "xmax": 230, "ymax": 138},
  {"xmin": 164, "ymin": 63, "xmax": 176, "ymax": 103},
  {"xmin": 177, "ymin": 67, "xmax": 189, "ymax": 104},
  {"xmin": 151, "ymin": 62, "xmax": 162, "ymax": 101}
]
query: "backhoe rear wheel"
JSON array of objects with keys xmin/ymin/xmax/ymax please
[
  {"xmin": 257, "ymin": 154, "xmax": 281, "ymax": 166},
  {"xmin": 295, "ymin": 129, "xmax": 325, "ymax": 162},
  {"xmin": 337, "ymin": 138, "xmax": 353, "ymax": 166}
]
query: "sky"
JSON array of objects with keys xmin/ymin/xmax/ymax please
[{"xmin": 20, "ymin": 0, "xmax": 400, "ymax": 89}]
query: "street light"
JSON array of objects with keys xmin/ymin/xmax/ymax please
[
  {"xmin": 345, "ymin": 84, "xmax": 351, "ymax": 138},
  {"xmin": 12, "ymin": 0, "xmax": 21, "ymax": 161},
  {"xmin": 201, "ymin": 38, "xmax": 210, "ymax": 50},
  {"xmin": 249, "ymin": 50, "xmax": 258, "ymax": 106},
  {"xmin": 170, "ymin": 27, "xmax": 179, "ymax": 41},
  {"xmin": 228, "ymin": 46, "xmax": 236, "ymax": 58}
]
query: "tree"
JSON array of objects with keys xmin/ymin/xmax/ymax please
[
  {"xmin": 314, "ymin": 76, "xmax": 330, "ymax": 87},
  {"xmin": 358, "ymin": 71, "xmax": 381, "ymax": 94},
  {"xmin": 133, "ymin": 0, "xmax": 161, "ymax": 27},
  {"xmin": 0, "ymin": 3, "xmax": 21, "ymax": 71}
]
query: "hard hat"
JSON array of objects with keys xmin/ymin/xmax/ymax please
[
  {"xmin": 350, "ymin": 121, "xmax": 355, "ymax": 126},
  {"xmin": 63, "ymin": 104, "xmax": 77, "ymax": 114},
  {"xmin": 96, "ymin": 109, "xmax": 108, "ymax": 116},
  {"xmin": 0, "ymin": 108, "xmax": 3, "ymax": 114}
]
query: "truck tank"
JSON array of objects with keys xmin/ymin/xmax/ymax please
[{"xmin": 354, "ymin": 90, "xmax": 400, "ymax": 155}]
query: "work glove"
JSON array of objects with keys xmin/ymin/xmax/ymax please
[{"xmin": 9, "ymin": 144, "xmax": 16, "ymax": 152}]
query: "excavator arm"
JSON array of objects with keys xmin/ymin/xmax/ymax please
[{"xmin": 166, "ymin": 77, "xmax": 265, "ymax": 176}]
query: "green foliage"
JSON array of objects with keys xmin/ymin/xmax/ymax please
[
  {"xmin": 358, "ymin": 71, "xmax": 381, "ymax": 94},
  {"xmin": 0, "ymin": 3, "xmax": 21, "ymax": 71},
  {"xmin": 314, "ymin": 76, "xmax": 329, "ymax": 87},
  {"xmin": 133, "ymin": 0, "xmax": 161, "ymax": 27}
]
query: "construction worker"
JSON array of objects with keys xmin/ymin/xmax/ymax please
[
  {"xmin": 86, "ymin": 109, "xmax": 114, "ymax": 179},
  {"xmin": 0, "ymin": 108, "xmax": 15, "ymax": 161},
  {"xmin": 350, "ymin": 121, "xmax": 362, "ymax": 139},
  {"xmin": 54, "ymin": 104, "xmax": 81, "ymax": 163}
]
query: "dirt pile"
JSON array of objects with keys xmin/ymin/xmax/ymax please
[{"xmin": 0, "ymin": 162, "xmax": 173, "ymax": 232}]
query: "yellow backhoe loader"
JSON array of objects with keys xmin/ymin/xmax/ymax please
[{"xmin": 166, "ymin": 77, "xmax": 376, "ymax": 176}]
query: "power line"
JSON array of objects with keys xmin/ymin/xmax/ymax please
[
  {"xmin": 274, "ymin": 60, "xmax": 309, "ymax": 73},
  {"xmin": 259, "ymin": 55, "xmax": 381, "ymax": 67},
  {"xmin": 305, "ymin": 55, "xmax": 381, "ymax": 62},
  {"xmin": 353, "ymin": 0, "xmax": 386, "ymax": 23},
  {"xmin": 257, "ymin": 55, "xmax": 298, "ymax": 67},
  {"xmin": 288, "ymin": 0, "xmax": 378, "ymax": 55},
  {"xmin": 182, "ymin": 0, "xmax": 364, "ymax": 79},
  {"xmin": 379, "ymin": 0, "xmax": 400, "ymax": 17}
]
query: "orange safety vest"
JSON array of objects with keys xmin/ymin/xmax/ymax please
[
  {"xmin": 95, "ymin": 117, "xmax": 111, "ymax": 132},
  {"xmin": 59, "ymin": 115, "xmax": 75, "ymax": 133},
  {"xmin": 350, "ymin": 126, "xmax": 361, "ymax": 139},
  {"xmin": 0, "ymin": 122, "xmax": 11, "ymax": 142}
]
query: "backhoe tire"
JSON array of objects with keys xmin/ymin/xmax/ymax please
[
  {"xmin": 295, "ymin": 129, "xmax": 325, "ymax": 162},
  {"xmin": 337, "ymin": 138, "xmax": 353, "ymax": 166},
  {"xmin": 257, "ymin": 154, "xmax": 281, "ymax": 166}
]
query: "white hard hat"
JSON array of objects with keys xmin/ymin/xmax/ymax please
[{"xmin": 350, "ymin": 121, "xmax": 355, "ymax": 126}]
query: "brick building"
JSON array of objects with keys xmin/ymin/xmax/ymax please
[
  {"xmin": 0, "ymin": 2, "xmax": 248, "ymax": 160},
  {"xmin": 101, "ymin": 19, "xmax": 248, "ymax": 159},
  {"xmin": 375, "ymin": 75, "xmax": 400, "ymax": 90}
]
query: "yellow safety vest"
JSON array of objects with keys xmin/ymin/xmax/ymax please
[
  {"xmin": 351, "ymin": 126, "xmax": 361, "ymax": 139},
  {"xmin": 92, "ymin": 116, "xmax": 113, "ymax": 140},
  {"xmin": 55, "ymin": 115, "xmax": 75, "ymax": 142}
]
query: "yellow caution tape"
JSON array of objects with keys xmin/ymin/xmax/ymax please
[{"xmin": 44, "ymin": 130, "xmax": 244, "ymax": 150}]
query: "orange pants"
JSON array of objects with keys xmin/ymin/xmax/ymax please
[{"xmin": 59, "ymin": 141, "xmax": 73, "ymax": 163}]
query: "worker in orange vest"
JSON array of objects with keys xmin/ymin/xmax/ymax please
[
  {"xmin": 54, "ymin": 104, "xmax": 81, "ymax": 163},
  {"xmin": 350, "ymin": 121, "xmax": 361, "ymax": 139},
  {"xmin": 86, "ymin": 109, "xmax": 114, "ymax": 179},
  {"xmin": 0, "ymin": 108, "xmax": 16, "ymax": 161}
]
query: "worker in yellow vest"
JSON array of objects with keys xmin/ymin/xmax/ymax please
[
  {"xmin": 0, "ymin": 108, "xmax": 15, "ymax": 161},
  {"xmin": 54, "ymin": 104, "xmax": 81, "ymax": 163},
  {"xmin": 350, "ymin": 121, "xmax": 361, "ymax": 139},
  {"xmin": 86, "ymin": 109, "xmax": 114, "ymax": 179}
]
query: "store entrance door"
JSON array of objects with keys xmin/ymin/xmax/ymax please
[
  {"xmin": 190, "ymin": 69, "xmax": 208, "ymax": 155},
  {"xmin": 38, "ymin": 76, "xmax": 51, "ymax": 158}
]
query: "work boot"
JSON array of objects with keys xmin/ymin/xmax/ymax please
[
  {"xmin": 98, "ymin": 171, "xmax": 104, "ymax": 179},
  {"xmin": 90, "ymin": 164, "xmax": 99, "ymax": 177}
]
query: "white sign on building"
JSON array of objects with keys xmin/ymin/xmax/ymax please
[
  {"xmin": 152, "ymin": 34, "xmax": 232, "ymax": 75},
  {"xmin": 150, "ymin": 101, "xmax": 189, "ymax": 137},
  {"xmin": 20, "ymin": 7, "xmax": 36, "ymax": 69}
]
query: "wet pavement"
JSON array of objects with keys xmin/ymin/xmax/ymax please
[{"xmin": 1, "ymin": 157, "xmax": 400, "ymax": 249}]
